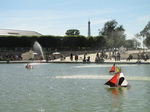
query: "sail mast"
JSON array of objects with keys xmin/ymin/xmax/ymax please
[{"xmin": 116, "ymin": 70, "xmax": 120, "ymax": 87}]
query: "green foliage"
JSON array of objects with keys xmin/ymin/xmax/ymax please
[
  {"xmin": 140, "ymin": 21, "xmax": 150, "ymax": 37},
  {"xmin": 136, "ymin": 21, "xmax": 150, "ymax": 48},
  {"xmin": 62, "ymin": 35, "xmax": 86, "ymax": 50},
  {"xmin": 99, "ymin": 20, "xmax": 126, "ymax": 48},
  {"xmin": 124, "ymin": 39, "xmax": 134, "ymax": 48},
  {"xmin": 0, "ymin": 35, "xmax": 107, "ymax": 51},
  {"xmin": 87, "ymin": 36, "xmax": 96, "ymax": 48},
  {"xmin": 95, "ymin": 36, "xmax": 106, "ymax": 48},
  {"xmin": 99, "ymin": 20, "xmax": 117, "ymax": 37},
  {"xmin": 0, "ymin": 35, "xmax": 39, "ymax": 48},
  {"xmin": 145, "ymin": 35, "xmax": 150, "ymax": 47},
  {"xmin": 65, "ymin": 29, "xmax": 80, "ymax": 35}
]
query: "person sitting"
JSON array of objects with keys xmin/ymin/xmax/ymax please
[
  {"xmin": 83, "ymin": 55, "xmax": 86, "ymax": 62},
  {"xmin": 126, "ymin": 54, "xmax": 133, "ymax": 61},
  {"xmin": 87, "ymin": 56, "xmax": 90, "ymax": 62}
]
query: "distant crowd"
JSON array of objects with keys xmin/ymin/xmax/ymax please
[
  {"xmin": 126, "ymin": 52, "xmax": 149, "ymax": 61},
  {"xmin": 95, "ymin": 50, "xmax": 121, "ymax": 62},
  {"xmin": 0, "ymin": 50, "xmax": 149, "ymax": 63},
  {"xmin": 49, "ymin": 50, "xmax": 150, "ymax": 62},
  {"xmin": 95, "ymin": 50, "xmax": 150, "ymax": 62},
  {"xmin": 0, "ymin": 54, "xmax": 22, "ymax": 61}
]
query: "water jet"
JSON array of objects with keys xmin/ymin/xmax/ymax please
[{"xmin": 33, "ymin": 41, "xmax": 44, "ymax": 59}]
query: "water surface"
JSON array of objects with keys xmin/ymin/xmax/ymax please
[{"xmin": 0, "ymin": 63, "xmax": 150, "ymax": 112}]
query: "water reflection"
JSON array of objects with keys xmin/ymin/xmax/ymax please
[{"xmin": 105, "ymin": 87, "xmax": 130, "ymax": 111}]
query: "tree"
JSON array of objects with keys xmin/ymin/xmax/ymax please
[
  {"xmin": 87, "ymin": 36, "xmax": 96, "ymax": 49},
  {"xmin": 144, "ymin": 35, "xmax": 150, "ymax": 47},
  {"xmin": 113, "ymin": 25, "xmax": 126, "ymax": 47},
  {"xmin": 76, "ymin": 35, "xmax": 87, "ymax": 50},
  {"xmin": 63, "ymin": 36, "xmax": 78, "ymax": 50},
  {"xmin": 135, "ymin": 21, "xmax": 150, "ymax": 48},
  {"xmin": 124, "ymin": 39, "xmax": 135, "ymax": 48},
  {"xmin": 132, "ymin": 38, "xmax": 140, "ymax": 48},
  {"xmin": 99, "ymin": 20, "xmax": 126, "ymax": 49},
  {"xmin": 140, "ymin": 21, "xmax": 150, "ymax": 37},
  {"xmin": 99, "ymin": 19, "xmax": 117, "ymax": 37},
  {"xmin": 65, "ymin": 29, "xmax": 80, "ymax": 35},
  {"xmin": 95, "ymin": 36, "xmax": 106, "ymax": 49},
  {"xmin": 135, "ymin": 21, "xmax": 150, "ymax": 40}
]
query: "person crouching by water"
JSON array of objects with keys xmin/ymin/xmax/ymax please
[
  {"xmin": 26, "ymin": 63, "xmax": 33, "ymax": 69},
  {"xmin": 26, "ymin": 63, "xmax": 29, "ymax": 68}
]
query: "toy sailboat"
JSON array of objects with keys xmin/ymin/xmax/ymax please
[
  {"xmin": 109, "ymin": 63, "xmax": 120, "ymax": 74},
  {"xmin": 105, "ymin": 67, "xmax": 130, "ymax": 87},
  {"xmin": 109, "ymin": 63, "xmax": 115, "ymax": 72}
]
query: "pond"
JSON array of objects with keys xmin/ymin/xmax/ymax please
[{"xmin": 0, "ymin": 63, "xmax": 150, "ymax": 112}]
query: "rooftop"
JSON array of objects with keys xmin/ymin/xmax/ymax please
[{"xmin": 0, "ymin": 29, "xmax": 42, "ymax": 36}]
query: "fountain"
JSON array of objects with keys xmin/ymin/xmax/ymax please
[{"xmin": 33, "ymin": 41, "xmax": 44, "ymax": 59}]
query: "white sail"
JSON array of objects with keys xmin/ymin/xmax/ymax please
[{"xmin": 118, "ymin": 72, "xmax": 129, "ymax": 87}]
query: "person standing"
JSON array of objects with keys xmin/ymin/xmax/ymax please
[
  {"xmin": 83, "ymin": 54, "xmax": 86, "ymax": 62},
  {"xmin": 75, "ymin": 54, "xmax": 78, "ymax": 61},
  {"xmin": 70, "ymin": 53, "xmax": 73, "ymax": 61},
  {"xmin": 117, "ymin": 52, "xmax": 120, "ymax": 61}
]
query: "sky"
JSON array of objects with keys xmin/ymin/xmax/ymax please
[{"xmin": 0, "ymin": 0, "xmax": 150, "ymax": 39}]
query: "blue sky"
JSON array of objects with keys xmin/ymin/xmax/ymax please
[{"xmin": 0, "ymin": 0, "xmax": 149, "ymax": 39}]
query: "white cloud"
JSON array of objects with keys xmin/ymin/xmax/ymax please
[
  {"xmin": 137, "ymin": 15, "xmax": 150, "ymax": 22},
  {"xmin": 0, "ymin": 9, "xmax": 114, "ymax": 36},
  {"xmin": 0, "ymin": 7, "xmax": 149, "ymax": 37}
]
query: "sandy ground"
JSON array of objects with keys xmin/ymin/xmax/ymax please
[
  {"xmin": 1, "ymin": 50, "xmax": 150, "ymax": 64},
  {"xmin": 52, "ymin": 50, "xmax": 150, "ymax": 64}
]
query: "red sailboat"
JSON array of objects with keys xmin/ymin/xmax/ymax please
[
  {"xmin": 109, "ymin": 63, "xmax": 115, "ymax": 72},
  {"xmin": 105, "ymin": 67, "xmax": 130, "ymax": 87},
  {"xmin": 109, "ymin": 63, "xmax": 120, "ymax": 74}
]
